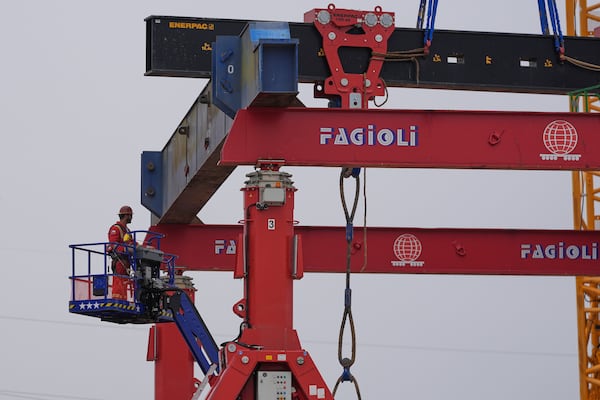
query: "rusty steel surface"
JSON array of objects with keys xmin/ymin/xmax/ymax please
[{"xmin": 153, "ymin": 84, "xmax": 236, "ymax": 224}]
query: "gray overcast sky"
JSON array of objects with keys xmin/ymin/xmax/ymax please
[{"xmin": 0, "ymin": 1, "xmax": 584, "ymax": 399}]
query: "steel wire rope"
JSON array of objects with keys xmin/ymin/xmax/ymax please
[
  {"xmin": 563, "ymin": 55, "xmax": 600, "ymax": 71},
  {"xmin": 416, "ymin": 0, "xmax": 427, "ymax": 29},
  {"xmin": 537, "ymin": 0, "xmax": 600, "ymax": 71},
  {"xmin": 359, "ymin": 168, "xmax": 368, "ymax": 273},
  {"xmin": 0, "ymin": 389, "xmax": 103, "ymax": 400},
  {"xmin": 371, "ymin": 0, "xmax": 440, "ymax": 86},
  {"xmin": 538, "ymin": 0, "xmax": 600, "ymax": 78},
  {"xmin": 371, "ymin": 49, "xmax": 424, "ymax": 86},
  {"xmin": 332, "ymin": 168, "xmax": 362, "ymax": 399},
  {"xmin": 539, "ymin": 1, "xmax": 600, "ymax": 75},
  {"xmin": 577, "ymin": 171, "xmax": 587, "ymax": 230},
  {"xmin": 373, "ymin": 79, "xmax": 389, "ymax": 107}
]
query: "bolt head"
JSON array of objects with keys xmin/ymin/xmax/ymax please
[
  {"xmin": 380, "ymin": 13, "xmax": 394, "ymax": 28},
  {"xmin": 364, "ymin": 13, "xmax": 378, "ymax": 27},
  {"xmin": 317, "ymin": 10, "xmax": 331, "ymax": 25}
]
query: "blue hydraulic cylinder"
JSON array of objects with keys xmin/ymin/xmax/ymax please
[{"xmin": 164, "ymin": 290, "xmax": 220, "ymax": 375}]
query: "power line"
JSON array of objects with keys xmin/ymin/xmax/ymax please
[
  {"xmin": 0, "ymin": 315, "xmax": 145, "ymax": 331},
  {"xmin": 0, "ymin": 389, "xmax": 103, "ymax": 400},
  {"xmin": 1, "ymin": 314, "xmax": 575, "ymax": 358},
  {"xmin": 296, "ymin": 338, "xmax": 576, "ymax": 359}
]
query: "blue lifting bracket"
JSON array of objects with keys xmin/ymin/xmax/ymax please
[{"xmin": 212, "ymin": 21, "xmax": 299, "ymax": 119}]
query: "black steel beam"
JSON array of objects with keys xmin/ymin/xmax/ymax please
[{"xmin": 146, "ymin": 15, "xmax": 600, "ymax": 95}]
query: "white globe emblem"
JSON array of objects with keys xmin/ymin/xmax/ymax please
[
  {"xmin": 393, "ymin": 234, "xmax": 422, "ymax": 262},
  {"xmin": 540, "ymin": 120, "xmax": 580, "ymax": 161}
]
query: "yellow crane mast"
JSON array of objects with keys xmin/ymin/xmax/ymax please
[{"xmin": 566, "ymin": 1, "xmax": 600, "ymax": 399}]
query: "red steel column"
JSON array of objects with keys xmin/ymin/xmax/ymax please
[
  {"xmin": 237, "ymin": 167, "xmax": 301, "ymax": 350},
  {"xmin": 150, "ymin": 284, "xmax": 197, "ymax": 400}
]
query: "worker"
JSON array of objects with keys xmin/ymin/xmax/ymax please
[{"xmin": 107, "ymin": 205, "xmax": 137, "ymax": 300}]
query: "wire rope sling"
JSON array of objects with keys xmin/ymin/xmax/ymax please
[{"xmin": 332, "ymin": 167, "xmax": 366, "ymax": 399}]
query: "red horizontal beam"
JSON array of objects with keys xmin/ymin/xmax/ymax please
[
  {"xmin": 151, "ymin": 224, "xmax": 600, "ymax": 276},
  {"xmin": 220, "ymin": 108, "xmax": 600, "ymax": 170}
]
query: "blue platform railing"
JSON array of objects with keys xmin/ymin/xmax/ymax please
[
  {"xmin": 69, "ymin": 230, "xmax": 176, "ymax": 305},
  {"xmin": 69, "ymin": 231, "xmax": 220, "ymax": 377}
]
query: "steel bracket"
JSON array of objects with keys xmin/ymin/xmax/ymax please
[
  {"xmin": 212, "ymin": 21, "xmax": 299, "ymax": 118},
  {"xmin": 304, "ymin": 4, "xmax": 395, "ymax": 108}
]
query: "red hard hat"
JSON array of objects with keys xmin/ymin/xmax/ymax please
[{"xmin": 118, "ymin": 205, "xmax": 133, "ymax": 215}]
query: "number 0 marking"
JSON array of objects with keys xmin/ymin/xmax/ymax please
[
  {"xmin": 227, "ymin": 64, "xmax": 234, "ymax": 74},
  {"xmin": 268, "ymin": 219, "xmax": 276, "ymax": 230}
]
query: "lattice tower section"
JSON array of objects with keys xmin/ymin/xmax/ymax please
[{"xmin": 566, "ymin": 2, "xmax": 600, "ymax": 399}]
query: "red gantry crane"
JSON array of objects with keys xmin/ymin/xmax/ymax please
[{"xmin": 69, "ymin": 2, "xmax": 600, "ymax": 399}]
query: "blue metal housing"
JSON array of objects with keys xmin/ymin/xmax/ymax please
[
  {"xmin": 248, "ymin": 38, "xmax": 299, "ymax": 98},
  {"xmin": 212, "ymin": 21, "xmax": 299, "ymax": 118},
  {"xmin": 141, "ymin": 151, "xmax": 163, "ymax": 217},
  {"xmin": 212, "ymin": 35, "xmax": 242, "ymax": 119}
]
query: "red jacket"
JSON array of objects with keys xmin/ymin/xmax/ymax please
[{"xmin": 107, "ymin": 221, "xmax": 134, "ymax": 254}]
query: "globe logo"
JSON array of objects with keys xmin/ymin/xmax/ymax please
[
  {"xmin": 391, "ymin": 233, "xmax": 424, "ymax": 267},
  {"xmin": 540, "ymin": 120, "xmax": 580, "ymax": 161}
]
